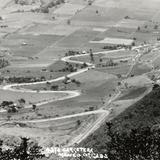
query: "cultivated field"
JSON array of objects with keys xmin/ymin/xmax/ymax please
[{"xmin": 0, "ymin": 0, "xmax": 160, "ymax": 152}]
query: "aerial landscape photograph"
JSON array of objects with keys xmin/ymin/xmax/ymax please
[{"xmin": 1, "ymin": 0, "xmax": 160, "ymax": 159}]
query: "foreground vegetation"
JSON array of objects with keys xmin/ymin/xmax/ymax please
[{"xmin": 0, "ymin": 137, "xmax": 44, "ymax": 160}]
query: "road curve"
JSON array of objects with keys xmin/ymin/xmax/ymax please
[{"xmin": 0, "ymin": 44, "xmax": 151, "ymax": 146}]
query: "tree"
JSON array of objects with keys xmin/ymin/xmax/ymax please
[
  {"xmin": 81, "ymin": 62, "xmax": 88, "ymax": 68},
  {"xmin": 18, "ymin": 98, "xmax": 26, "ymax": 108},
  {"xmin": 51, "ymin": 85, "xmax": 59, "ymax": 91},
  {"xmin": 137, "ymin": 26, "xmax": 141, "ymax": 31},
  {"xmin": 75, "ymin": 80, "xmax": 81, "ymax": 87},
  {"xmin": 89, "ymin": 49, "xmax": 94, "ymax": 62},
  {"xmin": 7, "ymin": 115, "xmax": 11, "ymax": 121},
  {"xmin": 99, "ymin": 58, "xmax": 103, "ymax": 62},
  {"xmin": 41, "ymin": 7, "xmax": 49, "ymax": 13},
  {"xmin": 32, "ymin": 104, "xmax": 37, "ymax": 111},
  {"xmin": 67, "ymin": 19, "xmax": 71, "ymax": 25},
  {"xmin": 12, "ymin": 137, "xmax": 44, "ymax": 160},
  {"xmin": 153, "ymin": 83, "xmax": 159, "ymax": 90},
  {"xmin": 154, "ymin": 24, "xmax": 158, "ymax": 29},
  {"xmin": 105, "ymin": 124, "xmax": 160, "ymax": 160},
  {"xmin": 117, "ymin": 74, "xmax": 121, "ymax": 78},
  {"xmin": 77, "ymin": 120, "xmax": 81, "ymax": 126}
]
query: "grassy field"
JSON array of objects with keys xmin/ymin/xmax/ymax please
[
  {"xmin": 56, "ymin": 28, "xmax": 100, "ymax": 48},
  {"xmin": 1, "ymin": 34, "xmax": 63, "ymax": 57},
  {"xmin": 0, "ymin": 114, "xmax": 97, "ymax": 147},
  {"xmin": 0, "ymin": 60, "xmax": 70, "ymax": 80},
  {"xmin": 35, "ymin": 77, "xmax": 117, "ymax": 117},
  {"xmin": 0, "ymin": 0, "xmax": 160, "ymax": 152},
  {"xmin": 93, "ymin": 0, "xmax": 160, "ymax": 20},
  {"xmin": 115, "ymin": 19, "xmax": 145, "ymax": 29},
  {"xmin": 72, "ymin": 6, "xmax": 129, "ymax": 27},
  {"xmin": 102, "ymin": 50, "xmax": 136, "ymax": 58},
  {"xmin": 129, "ymin": 63, "xmax": 152, "ymax": 76},
  {"xmin": 96, "ymin": 64, "xmax": 131, "ymax": 76},
  {"xmin": 118, "ymin": 86, "xmax": 147, "ymax": 100},
  {"xmin": 53, "ymin": 3, "xmax": 85, "ymax": 17},
  {"xmin": 140, "ymin": 50, "xmax": 160, "ymax": 62},
  {"xmin": 0, "ymin": 89, "xmax": 67, "ymax": 104},
  {"xmin": 95, "ymin": 27, "xmax": 135, "ymax": 40},
  {"xmin": 20, "ymin": 70, "xmax": 117, "ymax": 117},
  {"xmin": 23, "ymin": 23, "xmax": 80, "ymax": 36},
  {"xmin": 152, "ymin": 56, "xmax": 160, "ymax": 69}
]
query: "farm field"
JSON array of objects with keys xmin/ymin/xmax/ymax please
[
  {"xmin": 1, "ymin": 34, "xmax": 63, "ymax": 57},
  {"xmin": 56, "ymin": 28, "xmax": 100, "ymax": 48},
  {"xmin": 72, "ymin": 6, "xmax": 129, "ymax": 27},
  {"xmin": 53, "ymin": 3, "xmax": 86, "ymax": 17},
  {"xmin": 22, "ymin": 23, "xmax": 81, "ymax": 36},
  {"xmin": 90, "ymin": 37, "xmax": 134, "ymax": 45},
  {"xmin": 93, "ymin": 27, "xmax": 135, "ymax": 41}
]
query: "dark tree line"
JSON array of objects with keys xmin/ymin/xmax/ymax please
[
  {"xmin": 77, "ymin": 124, "xmax": 160, "ymax": 160},
  {"xmin": 0, "ymin": 76, "xmax": 46, "ymax": 84},
  {"xmin": 105, "ymin": 123, "xmax": 160, "ymax": 160}
]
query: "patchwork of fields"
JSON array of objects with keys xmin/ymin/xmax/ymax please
[{"xmin": 0, "ymin": 0, "xmax": 160, "ymax": 152}]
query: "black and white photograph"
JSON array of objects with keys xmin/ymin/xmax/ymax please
[{"xmin": 0, "ymin": 0, "xmax": 160, "ymax": 159}]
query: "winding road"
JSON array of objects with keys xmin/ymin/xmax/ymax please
[{"xmin": 0, "ymin": 44, "xmax": 153, "ymax": 146}]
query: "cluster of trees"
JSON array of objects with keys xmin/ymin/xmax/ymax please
[
  {"xmin": 96, "ymin": 58, "xmax": 117, "ymax": 68},
  {"xmin": 50, "ymin": 85, "xmax": 59, "ymax": 91},
  {"xmin": 46, "ymin": 77, "xmax": 81, "ymax": 91},
  {"xmin": 0, "ymin": 137, "xmax": 44, "ymax": 160},
  {"xmin": 0, "ymin": 98, "xmax": 26, "ymax": 113},
  {"xmin": 89, "ymin": 49, "xmax": 94, "ymax": 62},
  {"xmin": 58, "ymin": 62, "xmax": 77, "ymax": 73},
  {"xmin": 137, "ymin": 23, "xmax": 159, "ymax": 34},
  {"xmin": 103, "ymin": 44, "xmax": 134, "ymax": 50},
  {"xmin": 0, "ymin": 59, "xmax": 9, "ymax": 69},
  {"xmin": 62, "ymin": 76, "xmax": 81, "ymax": 86},
  {"xmin": 14, "ymin": 0, "xmax": 37, "ymax": 5},
  {"xmin": 0, "ymin": 76, "xmax": 46, "ymax": 84},
  {"xmin": 79, "ymin": 123, "xmax": 160, "ymax": 160},
  {"xmin": 14, "ymin": 0, "xmax": 27, "ymax": 5},
  {"xmin": 103, "ymin": 123, "xmax": 160, "ymax": 160},
  {"xmin": 70, "ymin": 78, "xmax": 81, "ymax": 86},
  {"xmin": 31, "ymin": 0, "xmax": 65, "ymax": 13},
  {"xmin": 65, "ymin": 50, "xmax": 82, "ymax": 57}
]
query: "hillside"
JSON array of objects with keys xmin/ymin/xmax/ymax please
[{"xmin": 81, "ymin": 85, "xmax": 160, "ymax": 153}]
